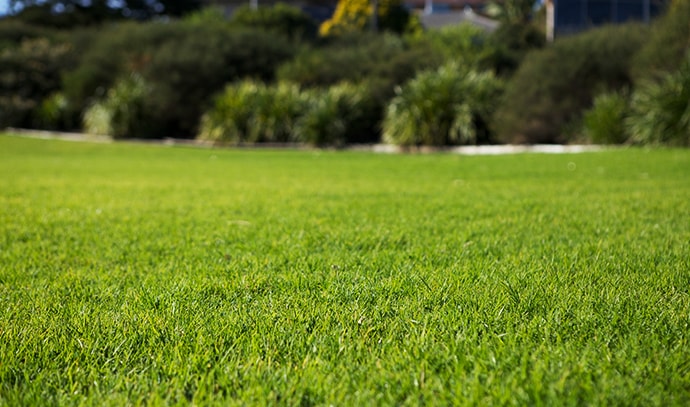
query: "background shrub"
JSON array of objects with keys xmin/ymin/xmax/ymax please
[
  {"xmin": 64, "ymin": 22, "xmax": 295, "ymax": 138},
  {"xmin": 277, "ymin": 33, "xmax": 441, "ymax": 143},
  {"xmin": 486, "ymin": 21, "xmax": 545, "ymax": 76},
  {"xmin": 198, "ymin": 81, "xmax": 306, "ymax": 144},
  {"xmin": 0, "ymin": 37, "xmax": 75, "ymax": 128},
  {"xmin": 33, "ymin": 92, "xmax": 75, "ymax": 130},
  {"xmin": 582, "ymin": 91, "xmax": 630, "ymax": 144},
  {"xmin": 82, "ymin": 74, "xmax": 150, "ymax": 139},
  {"xmin": 0, "ymin": 20, "xmax": 53, "ymax": 50},
  {"xmin": 141, "ymin": 27, "xmax": 295, "ymax": 138},
  {"xmin": 493, "ymin": 23, "xmax": 648, "ymax": 144},
  {"xmin": 62, "ymin": 22, "xmax": 183, "ymax": 111},
  {"xmin": 297, "ymin": 82, "xmax": 370, "ymax": 146},
  {"xmin": 383, "ymin": 63, "xmax": 503, "ymax": 146},
  {"xmin": 413, "ymin": 24, "xmax": 492, "ymax": 69},
  {"xmin": 633, "ymin": 0, "xmax": 690, "ymax": 81},
  {"xmin": 626, "ymin": 56, "xmax": 690, "ymax": 146},
  {"xmin": 230, "ymin": 4, "xmax": 318, "ymax": 42},
  {"xmin": 199, "ymin": 81, "xmax": 370, "ymax": 146},
  {"xmin": 278, "ymin": 33, "xmax": 405, "ymax": 87}
]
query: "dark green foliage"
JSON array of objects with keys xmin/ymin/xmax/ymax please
[
  {"xmin": 0, "ymin": 37, "xmax": 76, "ymax": 128},
  {"xmin": 6, "ymin": 1, "xmax": 119, "ymax": 28},
  {"xmin": 487, "ymin": 21, "xmax": 545, "ymax": 76},
  {"xmin": 277, "ymin": 33, "xmax": 407, "ymax": 87},
  {"xmin": 230, "ymin": 4, "xmax": 319, "ymax": 42},
  {"xmin": 277, "ymin": 33, "xmax": 442, "ymax": 143},
  {"xmin": 627, "ymin": 56, "xmax": 690, "ymax": 146},
  {"xmin": 82, "ymin": 74, "xmax": 152, "ymax": 139},
  {"xmin": 633, "ymin": 0, "xmax": 689, "ymax": 80},
  {"xmin": 33, "ymin": 92, "xmax": 76, "ymax": 130},
  {"xmin": 62, "ymin": 22, "xmax": 184, "ymax": 110},
  {"xmin": 493, "ymin": 23, "xmax": 648, "ymax": 144},
  {"xmin": 0, "ymin": 20, "xmax": 53, "ymax": 50},
  {"xmin": 583, "ymin": 91, "xmax": 630, "ymax": 144},
  {"xmin": 141, "ymin": 27, "xmax": 295, "ymax": 138},
  {"xmin": 6, "ymin": 0, "xmax": 202, "ymax": 28},
  {"xmin": 63, "ymin": 22, "xmax": 295, "ymax": 138},
  {"xmin": 413, "ymin": 23, "xmax": 492, "ymax": 68}
]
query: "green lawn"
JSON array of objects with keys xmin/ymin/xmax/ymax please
[{"xmin": 1, "ymin": 134, "xmax": 689, "ymax": 406}]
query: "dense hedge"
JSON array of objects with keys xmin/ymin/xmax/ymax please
[
  {"xmin": 493, "ymin": 23, "xmax": 648, "ymax": 144},
  {"xmin": 3, "ymin": 2, "xmax": 688, "ymax": 147},
  {"xmin": 230, "ymin": 4, "xmax": 318, "ymax": 42},
  {"xmin": 633, "ymin": 0, "xmax": 690, "ymax": 81},
  {"xmin": 0, "ymin": 36, "xmax": 76, "ymax": 128},
  {"xmin": 62, "ymin": 22, "xmax": 295, "ymax": 138}
]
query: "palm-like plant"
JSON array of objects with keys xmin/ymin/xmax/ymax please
[
  {"xmin": 627, "ymin": 56, "xmax": 690, "ymax": 146},
  {"xmin": 486, "ymin": 0, "xmax": 536, "ymax": 24},
  {"xmin": 383, "ymin": 63, "xmax": 502, "ymax": 146}
]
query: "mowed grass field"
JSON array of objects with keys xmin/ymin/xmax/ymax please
[{"xmin": 1, "ymin": 134, "xmax": 689, "ymax": 406}]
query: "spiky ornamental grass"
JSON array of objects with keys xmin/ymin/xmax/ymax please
[
  {"xmin": 383, "ymin": 63, "xmax": 502, "ymax": 147},
  {"xmin": 1, "ymin": 134, "xmax": 689, "ymax": 405},
  {"xmin": 627, "ymin": 56, "xmax": 690, "ymax": 147}
]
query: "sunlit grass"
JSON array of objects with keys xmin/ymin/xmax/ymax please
[{"xmin": 1, "ymin": 134, "xmax": 689, "ymax": 405}]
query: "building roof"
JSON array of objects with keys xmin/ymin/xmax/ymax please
[{"xmin": 419, "ymin": 8, "xmax": 499, "ymax": 31}]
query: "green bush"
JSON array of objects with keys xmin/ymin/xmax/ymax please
[
  {"xmin": 33, "ymin": 92, "xmax": 76, "ymax": 130},
  {"xmin": 626, "ymin": 56, "xmax": 690, "ymax": 146},
  {"xmin": 0, "ymin": 20, "xmax": 53, "ymax": 50},
  {"xmin": 0, "ymin": 37, "xmax": 74, "ymax": 128},
  {"xmin": 82, "ymin": 102, "xmax": 112, "ymax": 136},
  {"xmin": 493, "ymin": 23, "xmax": 648, "ymax": 144},
  {"xmin": 297, "ymin": 82, "xmax": 370, "ymax": 146},
  {"xmin": 383, "ymin": 63, "xmax": 503, "ymax": 146},
  {"xmin": 199, "ymin": 81, "xmax": 370, "ymax": 146},
  {"xmin": 582, "ymin": 91, "xmax": 630, "ymax": 144},
  {"xmin": 278, "ymin": 33, "xmax": 405, "ymax": 87},
  {"xmin": 277, "ymin": 33, "xmax": 441, "ymax": 143},
  {"xmin": 230, "ymin": 4, "xmax": 318, "ymax": 42},
  {"xmin": 414, "ymin": 23, "xmax": 492, "ymax": 68},
  {"xmin": 62, "ymin": 22, "xmax": 184, "ymax": 110},
  {"xmin": 64, "ymin": 22, "xmax": 296, "ymax": 138},
  {"xmin": 82, "ymin": 74, "xmax": 151, "ymax": 139},
  {"xmin": 198, "ymin": 81, "xmax": 306, "ymax": 144},
  {"xmin": 141, "ymin": 27, "xmax": 295, "ymax": 138},
  {"xmin": 633, "ymin": 0, "xmax": 689, "ymax": 80},
  {"xmin": 486, "ymin": 21, "xmax": 546, "ymax": 76}
]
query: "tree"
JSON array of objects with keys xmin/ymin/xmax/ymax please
[
  {"xmin": 319, "ymin": 0, "xmax": 410, "ymax": 36},
  {"xmin": 485, "ymin": 0, "xmax": 544, "ymax": 75},
  {"xmin": 7, "ymin": 0, "xmax": 202, "ymax": 27},
  {"xmin": 486, "ymin": 0, "xmax": 536, "ymax": 24}
]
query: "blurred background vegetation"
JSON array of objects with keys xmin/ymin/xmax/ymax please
[{"xmin": 0, "ymin": 0, "xmax": 687, "ymax": 146}]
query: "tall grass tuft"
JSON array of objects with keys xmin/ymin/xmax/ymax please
[
  {"xmin": 583, "ymin": 91, "xmax": 630, "ymax": 144},
  {"xmin": 383, "ymin": 63, "xmax": 502, "ymax": 146},
  {"xmin": 297, "ymin": 82, "xmax": 369, "ymax": 147},
  {"xmin": 627, "ymin": 56, "xmax": 690, "ymax": 146},
  {"xmin": 198, "ymin": 81, "xmax": 306, "ymax": 144},
  {"xmin": 82, "ymin": 74, "xmax": 150, "ymax": 139}
]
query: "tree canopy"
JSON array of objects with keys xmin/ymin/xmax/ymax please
[{"xmin": 6, "ymin": 0, "xmax": 203, "ymax": 27}]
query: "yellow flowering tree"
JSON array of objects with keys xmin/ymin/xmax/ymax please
[{"xmin": 319, "ymin": 0, "xmax": 411, "ymax": 36}]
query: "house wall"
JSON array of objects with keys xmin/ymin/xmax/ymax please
[{"xmin": 547, "ymin": 0, "xmax": 666, "ymax": 39}]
